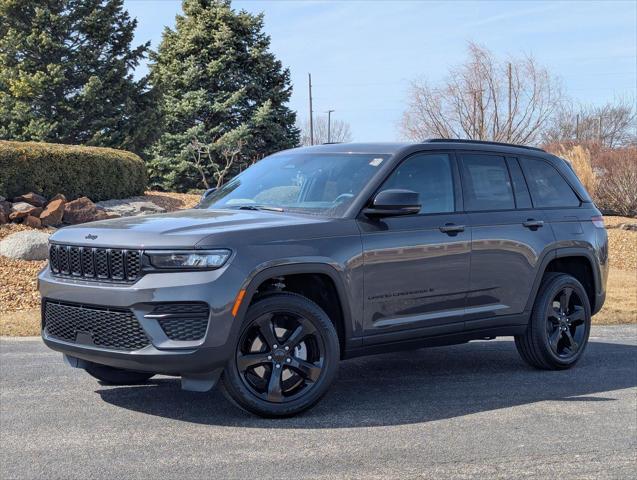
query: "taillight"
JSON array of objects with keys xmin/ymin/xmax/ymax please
[{"xmin": 591, "ymin": 215, "xmax": 605, "ymax": 228}]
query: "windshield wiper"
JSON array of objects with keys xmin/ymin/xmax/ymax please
[{"xmin": 235, "ymin": 205, "xmax": 285, "ymax": 212}]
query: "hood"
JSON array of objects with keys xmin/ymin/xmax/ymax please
[{"xmin": 49, "ymin": 208, "xmax": 335, "ymax": 249}]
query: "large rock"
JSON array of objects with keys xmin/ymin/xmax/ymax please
[
  {"xmin": 62, "ymin": 197, "xmax": 109, "ymax": 224},
  {"xmin": 95, "ymin": 197, "xmax": 166, "ymax": 217},
  {"xmin": 0, "ymin": 200, "xmax": 11, "ymax": 216},
  {"xmin": 0, "ymin": 211, "xmax": 7, "ymax": 225},
  {"xmin": 14, "ymin": 192, "xmax": 47, "ymax": 207},
  {"xmin": 0, "ymin": 230, "xmax": 50, "ymax": 260},
  {"xmin": 40, "ymin": 198, "xmax": 66, "ymax": 227},
  {"xmin": 24, "ymin": 215, "xmax": 42, "ymax": 228},
  {"xmin": 9, "ymin": 202, "xmax": 42, "ymax": 220},
  {"xmin": 50, "ymin": 193, "xmax": 67, "ymax": 203}
]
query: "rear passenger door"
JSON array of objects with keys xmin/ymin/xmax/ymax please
[{"xmin": 459, "ymin": 152, "xmax": 555, "ymax": 328}]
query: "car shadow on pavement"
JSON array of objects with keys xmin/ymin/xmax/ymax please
[{"xmin": 96, "ymin": 339, "xmax": 636, "ymax": 428}]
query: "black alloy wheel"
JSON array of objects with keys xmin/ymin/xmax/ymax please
[
  {"xmin": 545, "ymin": 286, "xmax": 587, "ymax": 358},
  {"xmin": 237, "ymin": 311, "xmax": 325, "ymax": 403},
  {"xmin": 221, "ymin": 293, "xmax": 339, "ymax": 417},
  {"xmin": 515, "ymin": 273, "xmax": 592, "ymax": 370}
]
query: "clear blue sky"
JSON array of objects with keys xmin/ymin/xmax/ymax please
[{"xmin": 124, "ymin": 0, "xmax": 637, "ymax": 141}]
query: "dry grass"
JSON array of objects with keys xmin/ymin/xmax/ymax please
[
  {"xmin": 550, "ymin": 144, "xmax": 596, "ymax": 195},
  {"xmin": 1, "ymin": 211, "xmax": 635, "ymax": 335}
]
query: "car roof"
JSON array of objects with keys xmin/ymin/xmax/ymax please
[{"xmin": 286, "ymin": 139, "xmax": 546, "ymax": 156}]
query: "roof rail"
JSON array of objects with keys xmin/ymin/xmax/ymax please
[{"xmin": 424, "ymin": 138, "xmax": 545, "ymax": 152}]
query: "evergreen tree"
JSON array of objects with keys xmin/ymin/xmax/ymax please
[
  {"xmin": 0, "ymin": 0, "xmax": 155, "ymax": 153},
  {"xmin": 147, "ymin": 0, "xmax": 299, "ymax": 191}
]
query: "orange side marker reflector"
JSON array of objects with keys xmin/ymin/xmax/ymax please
[{"xmin": 232, "ymin": 289, "xmax": 246, "ymax": 317}]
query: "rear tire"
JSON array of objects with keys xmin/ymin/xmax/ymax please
[
  {"xmin": 84, "ymin": 362, "xmax": 155, "ymax": 385},
  {"xmin": 221, "ymin": 293, "xmax": 340, "ymax": 418},
  {"xmin": 515, "ymin": 273, "xmax": 591, "ymax": 370}
]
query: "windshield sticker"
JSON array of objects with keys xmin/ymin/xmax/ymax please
[{"xmin": 369, "ymin": 158, "xmax": 384, "ymax": 167}]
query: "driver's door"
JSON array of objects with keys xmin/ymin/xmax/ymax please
[{"xmin": 357, "ymin": 152, "xmax": 471, "ymax": 344}]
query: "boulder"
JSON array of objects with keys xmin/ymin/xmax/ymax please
[
  {"xmin": 14, "ymin": 192, "xmax": 47, "ymax": 207},
  {"xmin": 24, "ymin": 215, "xmax": 42, "ymax": 228},
  {"xmin": 50, "ymin": 193, "xmax": 67, "ymax": 203},
  {"xmin": 0, "ymin": 200, "xmax": 11, "ymax": 216},
  {"xmin": 9, "ymin": 203, "xmax": 42, "ymax": 220},
  {"xmin": 95, "ymin": 197, "xmax": 166, "ymax": 217},
  {"xmin": 0, "ymin": 211, "xmax": 7, "ymax": 225},
  {"xmin": 63, "ymin": 197, "xmax": 109, "ymax": 224},
  {"xmin": 40, "ymin": 198, "xmax": 66, "ymax": 227},
  {"xmin": 0, "ymin": 230, "xmax": 50, "ymax": 260}
]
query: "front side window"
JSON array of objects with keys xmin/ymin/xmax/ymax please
[
  {"xmin": 380, "ymin": 153, "xmax": 454, "ymax": 214},
  {"xmin": 520, "ymin": 157, "xmax": 581, "ymax": 208},
  {"xmin": 199, "ymin": 152, "xmax": 390, "ymax": 217},
  {"xmin": 460, "ymin": 154, "xmax": 515, "ymax": 211}
]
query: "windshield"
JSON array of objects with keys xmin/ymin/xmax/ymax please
[{"xmin": 198, "ymin": 152, "xmax": 390, "ymax": 217}]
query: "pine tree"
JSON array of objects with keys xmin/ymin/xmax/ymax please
[
  {"xmin": 0, "ymin": 0, "xmax": 155, "ymax": 153},
  {"xmin": 147, "ymin": 0, "xmax": 300, "ymax": 191}
]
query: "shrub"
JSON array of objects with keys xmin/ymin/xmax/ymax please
[
  {"xmin": 0, "ymin": 141, "xmax": 147, "ymax": 201},
  {"xmin": 547, "ymin": 143, "xmax": 597, "ymax": 195},
  {"xmin": 594, "ymin": 147, "xmax": 637, "ymax": 217}
]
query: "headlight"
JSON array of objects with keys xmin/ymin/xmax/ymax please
[{"xmin": 145, "ymin": 250, "xmax": 231, "ymax": 270}]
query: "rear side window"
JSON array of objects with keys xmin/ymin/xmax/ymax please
[
  {"xmin": 381, "ymin": 153, "xmax": 454, "ymax": 214},
  {"xmin": 460, "ymin": 154, "xmax": 515, "ymax": 211},
  {"xmin": 520, "ymin": 158, "xmax": 580, "ymax": 208}
]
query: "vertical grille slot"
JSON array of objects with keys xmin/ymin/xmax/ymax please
[
  {"xmin": 125, "ymin": 251, "xmax": 141, "ymax": 280},
  {"xmin": 69, "ymin": 247, "xmax": 82, "ymax": 276},
  {"xmin": 49, "ymin": 245, "xmax": 59, "ymax": 273},
  {"xmin": 58, "ymin": 246, "xmax": 70, "ymax": 274},
  {"xmin": 95, "ymin": 249, "xmax": 109, "ymax": 278},
  {"xmin": 48, "ymin": 245, "xmax": 142, "ymax": 283},
  {"xmin": 81, "ymin": 248, "xmax": 95, "ymax": 278},
  {"xmin": 110, "ymin": 250, "xmax": 125, "ymax": 280}
]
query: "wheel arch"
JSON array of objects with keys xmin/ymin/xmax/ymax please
[
  {"xmin": 526, "ymin": 248, "xmax": 602, "ymax": 315},
  {"xmin": 235, "ymin": 263, "xmax": 354, "ymax": 356}
]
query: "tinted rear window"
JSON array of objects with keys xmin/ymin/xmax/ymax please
[
  {"xmin": 460, "ymin": 154, "xmax": 515, "ymax": 211},
  {"xmin": 520, "ymin": 158, "xmax": 581, "ymax": 208}
]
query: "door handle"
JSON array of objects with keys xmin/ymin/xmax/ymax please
[
  {"xmin": 439, "ymin": 223, "xmax": 465, "ymax": 234},
  {"xmin": 523, "ymin": 219, "xmax": 544, "ymax": 229}
]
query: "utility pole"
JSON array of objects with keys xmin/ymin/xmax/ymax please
[
  {"xmin": 507, "ymin": 62, "xmax": 512, "ymax": 140},
  {"xmin": 308, "ymin": 73, "xmax": 314, "ymax": 145},
  {"xmin": 326, "ymin": 109, "xmax": 334, "ymax": 143},
  {"xmin": 575, "ymin": 113, "xmax": 580, "ymax": 141}
]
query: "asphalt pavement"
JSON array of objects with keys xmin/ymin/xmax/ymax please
[{"xmin": 1, "ymin": 325, "xmax": 636, "ymax": 479}]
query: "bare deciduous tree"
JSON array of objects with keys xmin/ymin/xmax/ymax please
[
  {"xmin": 401, "ymin": 42, "xmax": 564, "ymax": 145},
  {"xmin": 189, "ymin": 130, "xmax": 248, "ymax": 188},
  {"xmin": 543, "ymin": 98, "xmax": 636, "ymax": 148},
  {"xmin": 299, "ymin": 115, "xmax": 353, "ymax": 146}
]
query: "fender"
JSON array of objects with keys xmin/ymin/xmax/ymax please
[
  {"xmin": 523, "ymin": 247, "xmax": 602, "ymax": 314},
  {"xmin": 233, "ymin": 261, "xmax": 359, "ymax": 349}
]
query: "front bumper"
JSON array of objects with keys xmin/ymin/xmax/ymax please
[{"xmin": 39, "ymin": 264, "xmax": 247, "ymax": 375}]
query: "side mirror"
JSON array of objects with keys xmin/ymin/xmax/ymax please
[{"xmin": 363, "ymin": 189, "xmax": 421, "ymax": 217}]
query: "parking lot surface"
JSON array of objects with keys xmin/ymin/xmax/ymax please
[{"xmin": 1, "ymin": 325, "xmax": 635, "ymax": 479}]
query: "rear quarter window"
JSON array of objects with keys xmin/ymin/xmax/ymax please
[{"xmin": 520, "ymin": 157, "xmax": 581, "ymax": 208}]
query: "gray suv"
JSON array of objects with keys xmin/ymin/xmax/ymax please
[{"xmin": 39, "ymin": 139, "xmax": 608, "ymax": 417}]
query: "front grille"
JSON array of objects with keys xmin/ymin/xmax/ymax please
[
  {"xmin": 150, "ymin": 303, "xmax": 210, "ymax": 341},
  {"xmin": 49, "ymin": 244, "xmax": 142, "ymax": 283},
  {"xmin": 43, "ymin": 300, "xmax": 150, "ymax": 351}
]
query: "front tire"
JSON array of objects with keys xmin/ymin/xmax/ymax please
[
  {"xmin": 84, "ymin": 362, "xmax": 155, "ymax": 385},
  {"xmin": 221, "ymin": 293, "xmax": 340, "ymax": 417},
  {"xmin": 515, "ymin": 273, "xmax": 591, "ymax": 370}
]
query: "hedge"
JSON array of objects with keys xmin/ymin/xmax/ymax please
[{"xmin": 0, "ymin": 141, "xmax": 147, "ymax": 201}]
